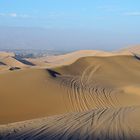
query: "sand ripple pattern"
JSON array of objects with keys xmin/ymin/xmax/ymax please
[
  {"xmin": 59, "ymin": 65, "xmax": 119, "ymax": 111},
  {"xmin": 1, "ymin": 59, "xmax": 140, "ymax": 140},
  {"xmin": 0, "ymin": 106, "xmax": 139, "ymax": 140}
]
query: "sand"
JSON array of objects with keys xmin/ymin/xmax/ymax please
[
  {"xmin": 0, "ymin": 107, "xmax": 140, "ymax": 140},
  {"xmin": 27, "ymin": 49, "xmax": 131, "ymax": 67},
  {"xmin": 118, "ymin": 45, "xmax": 140, "ymax": 54},
  {"xmin": 0, "ymin": 52, "xmax": 35, "ymax": 73},
  {"xmin": 0, "ymin": 50, "xmax": 140, "ymax": 139}
]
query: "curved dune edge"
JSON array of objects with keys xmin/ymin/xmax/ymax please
[
  {"xmin": 0, "ymin": 52, "xmax": 35, "ymax": 73},
  {"xmin": 0, "ymin": 106, "xmax": 140, "ymax": 140},
  {"xmin": 1, "ymin": 51, "xmax": 140, "ymax": 139},
  {"xmin": 27, "ymin": 49, "xmax": 134, "ymax": 67}
]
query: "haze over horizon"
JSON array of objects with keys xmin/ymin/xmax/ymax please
[
  {"xmin": 0, "ymin": 0, "xmax": 140, "ymax": 51},
  {"xmin": 1, "ymin": 1, "xmax": 140, "ymax": 139}
]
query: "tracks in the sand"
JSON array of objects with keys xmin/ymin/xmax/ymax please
[
  {"xmin": 1, "ymin": 58, "xmax": 140, "ymax": 140},
  {"xmin": 0, "ymin": 106, "xmax": 138, "ymax": 140},
  {"xmin": 59, "ymin": 64, "xmax": 119, "ymax": 111}
]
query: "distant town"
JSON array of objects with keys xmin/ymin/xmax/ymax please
[{"xmin": 0, "ymin": 48, "xmax": 70, "ymax": 58}]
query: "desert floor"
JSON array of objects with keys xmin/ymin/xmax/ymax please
[{"xmin": 0, "ymin": 50, "xmax": 140, "ymax": 139}]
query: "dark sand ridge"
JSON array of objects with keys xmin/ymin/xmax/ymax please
[{"xmin": 0, "ymin": 52, "xmax": 35, "ymax": 73}]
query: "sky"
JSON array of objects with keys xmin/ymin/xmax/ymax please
[{"xmin": 0, "ymin": 0, "xmax": 140, "ymax": 51}]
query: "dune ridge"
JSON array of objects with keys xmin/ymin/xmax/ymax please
[
  {"xmin": 0, "ymin": 49, "xmax": 140, "ymax": 139},
  {"xmin": 0, "ymin": 51, "xmax": 35, "ymax": 72},
  {"xmin": 27, "ymin": 49, "xmax": 133, "ymax": 67}
]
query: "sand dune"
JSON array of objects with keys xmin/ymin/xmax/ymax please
[
  {"xmin": 0, "ymin": 52, "xmax": 15, "ymax": 58},
  {"xmin": 1, "ymin": 56, "xmax": 26, "ymax": 67},
  {"xmin": 118, "ymin": 45, "xmax": 140, "ymax": 54},
  {"xmin": 0, "ymin": 52, "xmax": 35, "ymax": 72},
  {"xmin": 0, "ymin": 50, "xmax": 140, "ymax": 139},
  {"xmin": 27, "ymin": 50, "xmax": 131, "ymax": 67},
  {"xmin": 0, "ymin": 106, "xmax": 140, "ymax": 140}
]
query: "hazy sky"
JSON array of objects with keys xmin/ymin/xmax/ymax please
[{"xmin": 0, "ymin": 0, "xmax": 140, "ymax": 50}]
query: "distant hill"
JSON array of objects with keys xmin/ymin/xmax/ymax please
[
  {"xmin": 0, "ymin": 51, "xmax": 35, "ymax": 71},
  {"xmin": 119, "ymin": 45, "xmax": 140, "ymax": 54}
]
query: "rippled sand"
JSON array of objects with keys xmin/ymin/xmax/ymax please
[{"xmin": 0, "ymin": 51, "xmax": 140, "ymax": 139}]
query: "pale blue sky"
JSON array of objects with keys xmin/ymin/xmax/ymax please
[{"xmin": 0, "ymin": 0, "xmax": 140, "ymax": 50}]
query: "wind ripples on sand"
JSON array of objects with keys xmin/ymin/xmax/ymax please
[
  {"xmin": 0, "ymin": 106, "xmax": 139, "ymax": 140},
  {"xmin": 1, "ymin": 55, "xmax": 140, "ymax": 139},
  {"xmin": 59, "ymin": 64, "xmax": 119, "ymax": 111}
]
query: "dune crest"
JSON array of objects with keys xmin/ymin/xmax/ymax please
[
  {"xmin": 0, "ymin": 49, "xmax": 140, "ymax": 139},
  {"xmin": 0, "ymin": 51, "xmax": 35, "ymax": 72},
  {"xmin": 27, "ymin": 49, "xmax": 132, "ymax": 67}
]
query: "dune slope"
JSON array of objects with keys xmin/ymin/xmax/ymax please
[
  {"xmin": 0, "ymin": 54, "xmax": 140, "ymax": 139},
  {"xmin": 0, "ymin": 106, "xmax": 140, "ymax": 140},
  {"xmin": 0, "ymin": 52, "xmax": 35, "ymax": 72}
]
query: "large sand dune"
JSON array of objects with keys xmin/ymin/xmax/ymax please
[
  {"xmin": 0, "ymin": 50, "xmax": 140, "ymax": 139},
  {"xmin": 27, "ymin": 50, "xmax": 130, "ymax": 67}
]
